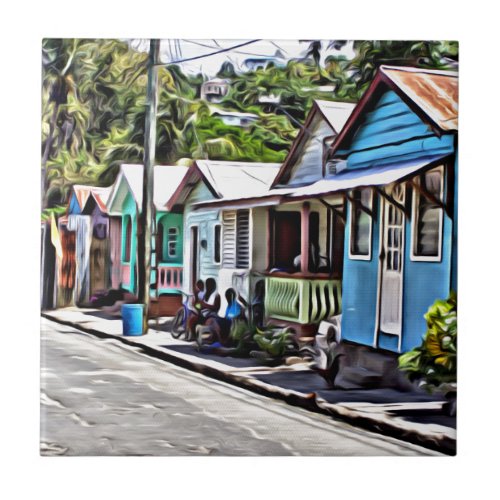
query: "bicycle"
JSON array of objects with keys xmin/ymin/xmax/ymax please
[{"xmin": 170, "ymin": 290, "xmax": 200, "ymax": 340}]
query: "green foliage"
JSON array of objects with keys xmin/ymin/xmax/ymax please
[
  {"xmin": 398, "ymin": 292, "xmax": 457, "ymax": 388},
  {"xmin": 348, "ymin": 40, "xmax": 459, "ymax": 99},
  {"xmin": 41, "ymin": 205, "xmax": 67, "ymax": 222},
  {"xmin": 253, "ymin": 327, "xmax": 297, "ymax": 358}
]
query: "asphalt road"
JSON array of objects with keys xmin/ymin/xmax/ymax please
[{"xmin": 40, "ymin": 318, "xmax": 441, "ymax": 456}]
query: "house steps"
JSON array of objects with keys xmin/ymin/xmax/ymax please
[{"xmin": 334, "ymin": 341, "xmax": 413, "ymax": 391}]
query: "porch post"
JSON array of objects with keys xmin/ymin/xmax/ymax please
[
  {"xmin": 300, "ymin": 202, "xmax": 310, "ymax": 273},
  {"xmin": 267, "ymin": 208, "xmax": 274, "ymax": 270}
]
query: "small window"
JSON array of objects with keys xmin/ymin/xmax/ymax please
[
  {"xmin": 349, "ymin": 188, "xmax": 373, "ymax": 259},
  {"xmin": 214, "ymin": 224, "xmax": 222, "ymax": 264},
  {"xmin": 167, "ymin": 227, "xmax": 179, "ymax": 259},
  {"xmin": 411, "ymin": 167, "xmax": 444, "ymax": 261}
]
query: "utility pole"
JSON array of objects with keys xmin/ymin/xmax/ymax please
[{"xmin": 137, "ymin": 39, "xmax": 160, "ymax": 334}]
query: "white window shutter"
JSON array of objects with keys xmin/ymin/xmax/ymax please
[
  {"xmin": 222, "ymin": 210, "xmax": 237, "ymax": 268},
  {"xmin": 236, "ymin": 210, "xmax": 250, "ymax": 268}
]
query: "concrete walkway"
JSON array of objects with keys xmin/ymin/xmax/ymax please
[{"xmin": 41, "ymin": 307, "xmax": 457, "ymax": 455}]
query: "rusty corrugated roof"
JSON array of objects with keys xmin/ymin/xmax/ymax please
[
  {"xmin": 89, "ymin": 187, "xmax": 112, "ymax": 214},
  {"xmin": 381, "ymin": 65, "xmax": 458, "ymax": 131}
]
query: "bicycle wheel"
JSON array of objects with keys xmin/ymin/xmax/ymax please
[{"xmin": 171, "ymin": 308, "xmax": 187, "ymax": 339}]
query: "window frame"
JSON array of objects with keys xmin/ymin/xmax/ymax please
[
  {"xmin": 213, "ymin": 223, "xmax": 222, "ymax": 264},
  {"xmin": 166, "ymin": 226, "xmax": 179, "ymax": 259},
  {"xmin": 348, "ymin": 187, "xmax": 374, "ymax": 261},
  {"xmin": 410, "ymin": 166, "xmax": 445, "ymax": 263}
]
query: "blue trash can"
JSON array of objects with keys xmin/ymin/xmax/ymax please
[{"xmin": 121, "ymin": 304, "xmax": 145, "ymax": 336}]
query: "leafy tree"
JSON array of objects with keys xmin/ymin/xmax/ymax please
[
  {"xmin": 216, "ymin": 61, "xmax": 237, "ymax": 79},
  {"xmin": 348, "ymin": 40, "xmax": 459, "ymax": 98}
]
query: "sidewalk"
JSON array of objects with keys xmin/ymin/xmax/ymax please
[{"xmin": 41, "ymin": 307, "xmax": 456, "ymax": 455}]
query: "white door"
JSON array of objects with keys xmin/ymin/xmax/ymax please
[{"xmin": 379, "ymin": 184, "xmax": 406, "ymax": 339}]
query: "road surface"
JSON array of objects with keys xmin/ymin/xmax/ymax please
[{"xmin": 40, "ymin": 318, "xmax": 440, "ymax": 456}]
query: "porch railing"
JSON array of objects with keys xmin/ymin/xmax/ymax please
[
  {"xmin": 157, "ymin": 264, "xmax": 182, "ymax": 291},
  {"xmin": 265, "ymin": 276, "xmax": 342, "ymax": 324}
]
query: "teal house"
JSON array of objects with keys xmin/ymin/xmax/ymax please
[{"xmin": 106, "ymin": 164, "xmax": 188, "ymax": 307}]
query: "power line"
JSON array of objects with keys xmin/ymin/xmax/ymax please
[
  {"xmin": 179, "ymin": 39, "xmax": 275, "ymax": 59},
  {"xmin": 270, "ymin": 40, "xmax": 287, "ymax": 55},
  {"xmin": 158, "ymin": 39, "xmax": 261, "ymax": 66}
]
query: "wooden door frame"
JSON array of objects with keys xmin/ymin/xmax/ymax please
[
  {"xmin": 190, "ymin": 225, "xmax": 199, "ymax": 292},
  {"xmin": 374, "ymin": 185, "xmax": 406, "ymax": 352}
]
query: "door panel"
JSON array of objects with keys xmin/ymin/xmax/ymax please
[{"xmin": 379, "ymin": 184, "xmax": 405, "ymax": 337}]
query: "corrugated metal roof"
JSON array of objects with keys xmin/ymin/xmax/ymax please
[
  {"xmin": 154, "ymin": 165, "xmax": 190, "ymax": 208},
  {"xmin": 314, "ymin": 100, "xmax": 357, "ymax": 134},
  {"xmin": 196, "ymin": 160, "xmax": 280, "ymax": 198},
  {"xmin": 107, "ymin": 164, "xmax": 189, "ymax": 214},
  {"xmin": 380, "ymin": 65, "xmax": 458, "ymax": 131},
  {"xmin": 87, "ymin": 186, "xmax": 112, "ymax": 213},
  {"xmin": 165, "ymin": 160, "xmax": 281, "ymax": 210},
  {"xmin": 195, "ymin": 155, "xmax": 449, "ymax": 209},
  {"xmin": 287, "ymin": 155, "xmax": 449, "ymax": 198}
]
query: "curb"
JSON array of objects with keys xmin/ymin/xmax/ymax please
[{"xmin": 41, "ymin": 313, "xmax": 456, "ymax": 455}]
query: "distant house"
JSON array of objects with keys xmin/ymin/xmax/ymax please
[
  {"xmin": 106, "ymin": 164, "xmax": 189, "ymax": 314},
  {"xmin": 201, "ymin": 78, "xmax": 230, "ymax": 103},
  {"xmin": 210, "ymin": 107, "xmax": 259, "ymax": 128},
  {"xmin": 244, "ymin": 51, "xmax": 286, "ymax": 71},
  {"xmin": 57, "ymin": 185, "xmax": 113, "ymax": 306}
]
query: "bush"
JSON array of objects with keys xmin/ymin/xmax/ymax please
[
  {"xmin": 253, "ymin": 327, "xmax": 297, "ymax": 358},
  {"xmin": 398, "ymin": 291, "xmax": 457, "ymax": 389}
]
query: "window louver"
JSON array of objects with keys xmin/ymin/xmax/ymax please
[
  {"xmin": 222, "ymin": 209, "xmax": 250, "ymax": 269},
  {"xmin": 236, "ymin": 210, "xmax": 250, "ymax": 268},
  {"xmin": 222, "ymin": 210, "xmax": 237, "ymax": 268}
]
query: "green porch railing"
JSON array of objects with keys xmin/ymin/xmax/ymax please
[{"xmin": 265, "ymin": 276, "xmax": 342, "ymax": 324}]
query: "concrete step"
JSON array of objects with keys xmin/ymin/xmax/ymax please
[
  {"xmin": 357, "ymin": 349, "xmax": 397, "ymax": 375},
  {"xmin": 335, "ymin": 365, "xmax": 383, "ymax": 390}
]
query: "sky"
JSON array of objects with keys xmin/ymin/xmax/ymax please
[{"xmin": 129, "ymin": 39, "xmax": 356, "ymax": 77}]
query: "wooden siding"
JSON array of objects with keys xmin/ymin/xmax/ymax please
[
  {"xmin": 183, "ymin": 209, "xmax": 221, "ymax": 292},
  {"xmin": 339, "ymin": 90, "xmax": 455, "ymax": 170},
  {"xmin": 283, "ymin": 116, "xmax": 334, "ymax": 186}
]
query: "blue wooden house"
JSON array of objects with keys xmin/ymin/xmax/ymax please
[
  {"xmin": 325, "ymin": 65, "xmax": 458, "ymax": 354},
  {"xmin": 106, "ymin": 163, "xmax": 188, "ymax": 313}
]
